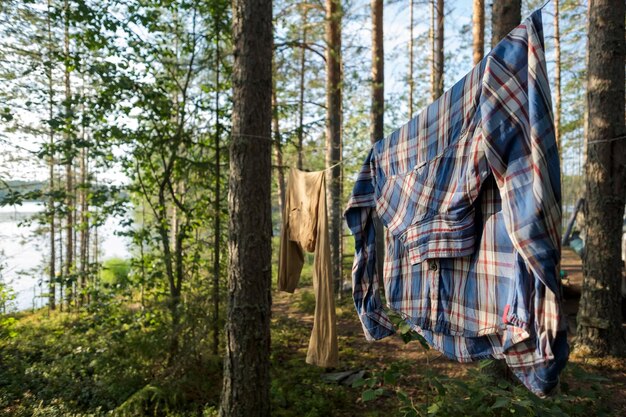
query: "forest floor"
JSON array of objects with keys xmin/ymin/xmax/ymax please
[
  {"xmin": 1, "ymin": 249, "xmax": 625, "ymax": 416},
  {"xmin": 270, "ymin": 247, "xmax": 626, "ymax": 416}
]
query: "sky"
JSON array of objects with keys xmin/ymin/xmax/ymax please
[{"xmin": 0, "ymin": 0, "xmax": 563, "ymax": 183}]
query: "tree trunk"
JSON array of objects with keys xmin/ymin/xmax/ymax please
[
  {"xmin": 172, "ymin": 211, "xmax": 186, "ymax": 362},
  {"xmin": 553, "ymin": 0, "xmax": 561, "ymax": 152},
  {"xmin": 219, "ymin": 0, "xmax": 272, "ymax": 412},
  {"xmin": 408, "ymin": 0, "xmax": 414, "ymax": 118},
  {"xmin": 325, "ymin": 0, "xmax": 342, "ymax": 295},
  {"xmin": 63, "ymin": 0, "xmax": 74, "ymax": 311},
  {"xmin": 491, "ymin": 0, "xmax": 520, "ymax": 48},
  {"xmin": 79, "ymin": 142, "xmax": 88, "ymax": 306},
  {"xmin": 78, "ymin": 67, "xmax": 89, "ymax": 307},
  {"xmin": 272, "ymin": 87, "xmax": 286, "ymax": 211},
  {"xmin": 46, "ymin": 0, "xmax": 56, "ymax": 311},
  {"xmin": 489, "ymin": 0, "xmax": 523, "ymax": 381},
  {"xmin": 371, "ymin": 0, "xmax": 385, "ymax": 285},
  {"xmin": 213, "ymin": 22, "xmax": 222, "ymax": 356},
  {"xmin": 575, "ymin": 0, "xmax": 626, "ymax": 356},
  {"xmin": 472, "ymin": 0, "xmax": 484, "ymax": 65},
  {"xmin": 429, "ymin": 0, "xmax": 435, "ymax": 99},
  {"xmin": 432, "ymin": 0, "xmax": 444, "ymax": 100},
  {"xmin": 297, "ymin": 7, "xmax": 308, "ymax": 170},
  {"xmin": 162, "ymin": 188, "xmax": 182, "ymax": 363},
  {"xmin": 371, "ymin": 0, "xmax": 383, "ymax": 143},
  {"xmin": 58, "ymin": 185, "xmax": 64, "ymax": 313},
  {"xmin": 554, "ymin": 0, "xmax": 563, "ymax": 230}
]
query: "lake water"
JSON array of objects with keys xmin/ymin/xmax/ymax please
[{"xmin": 0, "ymin": 202, "xmax": 130, "ymax": 311}]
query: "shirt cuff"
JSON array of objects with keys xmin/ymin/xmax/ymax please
[{"xmin": 359, "ymin": 309, "xmax": 396, "ymax": 341}]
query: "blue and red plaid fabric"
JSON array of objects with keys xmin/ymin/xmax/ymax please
[{"xmin": 344, "ymin": 10, "xmax": 568, "ymax": 397}]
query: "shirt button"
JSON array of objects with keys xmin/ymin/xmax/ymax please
[{"xmin": 428, "ymin": 260, "xmax": 438, "ymax": 271}]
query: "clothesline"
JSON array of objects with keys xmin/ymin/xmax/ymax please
[
  {"xmin": 276, "ymin": 157, "xmax": 355, "ymax": 173},
  {"xmin": 587, "ymin": 135, "xmax": 626, "ymax": 145},
  {"xmin": 230, "ymin": 132, "xmax": 364, "ymax": 172}
]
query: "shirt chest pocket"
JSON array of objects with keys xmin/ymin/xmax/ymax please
[
  {"xmin": 375, "ymin": 162, "xmax": 434, "ymax": 240},
  {"xmin": 375, "ymin": 159, "xmax": 476, "ymax": 265}
]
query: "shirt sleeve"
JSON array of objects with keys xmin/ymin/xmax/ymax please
[
  {"xmin": 344, "ymin": 148, "xmax": 395, "ymax": 341},
  {"xmin": 479, "ymin": 11, "xmax": 563, "ymax": 356}
]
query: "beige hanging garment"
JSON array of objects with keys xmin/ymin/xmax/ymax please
[{"xmin": 278, "ymin": 168, "xmax": 338, "ymax": 367}]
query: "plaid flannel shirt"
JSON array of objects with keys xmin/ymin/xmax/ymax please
[{"xmin": 344, "ymin": 10, "xmax": 568, "ymax": 397}]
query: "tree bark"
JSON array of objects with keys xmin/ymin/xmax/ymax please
[
  {"xmin": 429, "ymin": 0, "xmax": 435, "ymax": 100},
  {"xmin": 472, "ymin": 0, "xmax": 484, "ymax": 65},
  {"xmin": 219, "ymin": 0, "xmax": 273, "ymax": 412},
  {"xmin": 46, "ymin": 0, "xmax": 56, "ymax": 311},
  {"xmin": 79, "ymin": 138, "xmax": 88, "ymax": 306},
  {"xmin": 63, "ymin": 0, "xmax": 74, "ymax": 311},
  {"xmin": 58, "ymin": 190, "xmax": 64, "ymax": 313},
  {"xmin": 575, "ymin": 0, "xmax": 626, "ymax": 356},
  {"xmin": 213, "ymin": 21, "xmax": 222, "ymax": 356},
  {"xmin": 79, "ymin": 66, "xmax": 89, "ymax": 307},
  {"xmin": 371, "ymin": 0, "xmax": 385, "ymax": 285},
  {"xmin": 408, "ymin": 0, "xmax": 414, "ymax": 118},
  {"xmin": 371, "ymin": 0, "xmax": 383, "ymax": 143},
  {"xmin": 489, "ymin": 0, "xmax": 523, "ymax": 382},
  {"xmin": 432, "ymin": 0, "xmax": 444, "ymax": 100},
  {"xmin": 297, "ymin": 7, "xmax": 308, "ymax": 170},
  {"xmin": 554, "ymin": 0, "xmax": 563, "ymax": 230},
  {"xmin": 491, "ymin": 0, "xmax": 520, "ymax": 48},
  {"xmin": 157, "ymin": 189, "xmax": 180, "ymax": 361},
  {"xmin": 325, "ymin": 0, "xmax": 342, "ymax": 294},
  {"xmin": 553, "ymin": 0, "xmax": 561, "ymax": 152},
  {"xmin": 272, "ymin": 86, "xmax": 286, "ymax": 212}
]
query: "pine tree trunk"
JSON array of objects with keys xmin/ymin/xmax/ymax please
[
  {"xmin": 472, "ymin": 0, "xmax": 484, "ymax": 65},
  {"xmin": 58, "ymin": 182, "xmax": 64, "ymax": 313},
  {"xmin": 78, "ymin": 68, "xmax": 88, "ymax": 307},
  {"xmin": 297, "ymin": 7, "xmax": 308, "ymax": 170},
  {"xmin": 429, "ymin": 0, "xmax": 435, "ymax": 99},
  {"xmin": 219, "ymin": 0, "xmax": 272, "ymax": 412},
  {"xmin": 491, "ymin": 0, "xmax": 520, "ymax": 48},
  {"xmin": 575, "ymin": 0, "xmax": 626, "ymax": 357},
  {"xmin": 488, "ymin": 0, "xmax": 522, "ymax": 381},
  {"xmin": 371, "ymin": 0, "xmax": 383, "ymax": 143},
  {"xmin": 46, "ymin": 0, "xmax": 56, "ymax": 311},
  {"xmin": 63, "ymin": 0, "xmax": 74, "ymax": 311},
  {"xmin": 272, "ymin": 87, "xmax": 286, "ymax": 212},
  {"xmin": 325, "ymin": 0, "xmax": 342, "ymax": 294},
  {"xmin": 554, "ymin": 0, "xmax": 563, "ymax": 230},
  {"xmin": 432, "ymin": 0, "xmax": 444, "ymax": 100},
  {"xmin": 79, "ymin": 144, "xmax": 88, "ymax": 306},
  {"xmin": 212, "ymin": 22, "xmax": 222, "ymax": 356},
  {"xmin": 371, "ymin": 0, "xmax": 385, "ymax": 285},
  {"xmin": 408, "ymin": 0, "xmax": 413, "ymax": 118}
]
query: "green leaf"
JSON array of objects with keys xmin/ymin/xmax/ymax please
[
  {"xmin": 362, "ymin": 389, "xmax": 378, "ymax": 402},
  {"xmin": 431, "ymin": 378, "xmax": 446, "ymax": 396},
  {"xmin": 351, "ymin": 377, "xmax": 366, "ymax": 388},
  {"xmin": 414, "ymin": 333, "xmax": 431, "ymax": 350},
  {"xmin": 397, "ymin": 390, "xmax": 409, "ymax": 402},
  {"xmin": 383, "ymin": 369, "xmax": 398, "ymax": 385},
  {"xmin": 398, "ymin": 321, "xmax": 411, "ymax": 334},
  {"xmin": 491, "ymin": 397, "xmax": 510, "ymax": 409}
]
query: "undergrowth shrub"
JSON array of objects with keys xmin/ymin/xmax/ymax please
[{"xmin": 353, "ymin": 313, "xmax": 613, "ymax": 417}]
